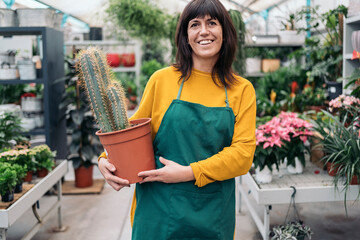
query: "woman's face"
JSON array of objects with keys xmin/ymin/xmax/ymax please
[{"xmin": 187, "ymin": 15, "xmax": 223, "ymax": 63}]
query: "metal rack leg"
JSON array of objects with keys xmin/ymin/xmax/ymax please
[
  {"xmin": 53, "ymin": 180, "xmax": 67, "ymax": 232},
  {"xmin": 0, "ymin": 228, "xmax": 6, "ymax": 240},
  {"xmin": 238, "ymin": 176, "xmax": 242, "ymax": 213},
  {"xmin": 263, "ymin": 205, "xmax": 271, "ymax": 240}
]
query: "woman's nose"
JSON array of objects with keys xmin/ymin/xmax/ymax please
[{"xmin": 199, "ymin": 24, "xmax": 209, "ymax": 35}]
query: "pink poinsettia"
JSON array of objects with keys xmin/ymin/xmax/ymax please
[{"xmin": 256, "ymin": 112, "xmax": 313, "ymax": 149}]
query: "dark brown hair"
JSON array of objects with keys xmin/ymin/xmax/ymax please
[{"xmin": 173, "ymin": 0, "xmax": 238, "ymax": 87}]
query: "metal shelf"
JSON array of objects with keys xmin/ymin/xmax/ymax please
[{"xmin": 0, "ymin": 79, "xmax": 44, "ymax": 84}]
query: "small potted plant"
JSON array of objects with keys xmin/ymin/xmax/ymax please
[
  {"xmin": 12, "ymin": 163, "xmax": 27, "ymax": 193},
  {"xmin": 271, "ymin": 221, "xmax": 313, "ymax": 240},
  {"xmin": 0, "ymin": 162, "xmax": 17, "ymax": 202},
  {"xmin": 254, "ymin": 112, "xmax": 313, "ymax": 183},
  {"xmin": 31, "ymin": 144, "xmax": 56, "ymax": 178},
  {"xmin": 76, "ymin": 47, "xmax": 155, "ymax": 184}
]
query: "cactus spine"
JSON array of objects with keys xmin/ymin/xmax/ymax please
[{"xmin": 76, "ymin": 47, "xmax": 130, "ymax": 133}]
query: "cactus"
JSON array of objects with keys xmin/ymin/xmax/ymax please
[{"xmin": 76, "ymin": 47, "xmax": 130, "ymax": 133}]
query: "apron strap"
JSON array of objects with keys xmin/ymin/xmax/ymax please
[{"xmin": 177, "ymin": 77, "xmax": 230, "ymax": 107}]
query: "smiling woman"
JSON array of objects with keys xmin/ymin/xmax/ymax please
[{"xmin": 97, "ymin": 0, "xmax": 256, "ymax": 239}]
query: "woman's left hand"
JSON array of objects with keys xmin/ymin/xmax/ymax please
[{"xmin": 138, "ymin": 157, "xmax": 195, "ymax": 183}]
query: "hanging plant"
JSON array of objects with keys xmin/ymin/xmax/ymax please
[{"xmin": 106, "ymin": 0, "xmax": 171, "ymax": 41}]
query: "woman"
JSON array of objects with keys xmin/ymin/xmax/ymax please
[{"xmin": 98, "ymin": 0, "xmax": 256, "ymax": 239}]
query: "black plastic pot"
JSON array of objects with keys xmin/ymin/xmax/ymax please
[
  {"xmin": 1, "ymin": 191, "xmax": 14, "ymax": 202},
  {"xmin": 14, "ymin": 182, "xmax": 23, "ymax": 193},
  {"xmin": 326, "ymin": 81, "xmax": 342, "ymax": 100}
]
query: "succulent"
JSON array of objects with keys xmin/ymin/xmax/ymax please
[{"xmin": 76, "ymin": 47, "xmax": 130, "ymax": 133}]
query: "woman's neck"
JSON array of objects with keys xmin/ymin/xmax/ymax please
[{"xmin": 192, "ymin": 54, "xmax": 218, "ymax": 73}]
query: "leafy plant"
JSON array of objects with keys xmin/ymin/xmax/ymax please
[
  {"xmin": 302, "ymin": 86, "xmax": 327, "ymax": 108},
  {"xmin": 0, "ymin": 84, "xmax": 25, "ymax": 104},
  {"xmin": 60, "ymin": 57, "xmax": 102, "ymax": 169},
  {"xmin": 11, "ymin": 163, "xmax": 27, "ymax": 184},
  {"xmin": 31, "ymin": 144, "xmax": 56, "ymax": 171},
  {"xmin": 0, "ymin": 162, "xmax": 17, "ymax": 196},
  {"xmin": 343, "ymin": 51, "xmax": 360, "ymax": 98},
  {"xmin": 76, "ymin": 47, "xmax": 130, "ymax": 133},
  {"xmin": 311, "ymin": 109, "xmax": 360, "ymax": 215},
  {"xmin": 271, "ymin": 221, "xmax": 313, "ymax": 240},
  {"xmin": 0, "ymin": 112, "xmax": 27, "ymax": 152}
]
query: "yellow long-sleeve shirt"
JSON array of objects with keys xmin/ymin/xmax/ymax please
[{"xmin": 99, "ymin": 66, "xmax": 256, "ymax": 223}]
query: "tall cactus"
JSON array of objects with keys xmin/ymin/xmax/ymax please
[{"xmin": 76, "ymin": 47, "xmax": 130, "ymax": 133}]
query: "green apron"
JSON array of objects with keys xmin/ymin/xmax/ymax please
[{"xmin": 132, "ymin": 79, "xmax": 236, "ymax": 240}]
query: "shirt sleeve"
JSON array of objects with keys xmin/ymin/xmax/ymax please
[{"xmin": 190, "ymin": 83, "xmax": 256, "ymax": 187}]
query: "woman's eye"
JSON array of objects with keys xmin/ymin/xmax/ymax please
[
  {"xmin": 190, "ymin": 23, "xmax": 198, "ymax": 28},
  {"xmin": 209, "ymin": 21, "xmax": 216, "ymax": 26}
]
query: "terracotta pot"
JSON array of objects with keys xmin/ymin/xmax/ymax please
[
  {"xmin": 106, "ymin": 53, "xmax": 121, "ymax": 67},
  {"xmin": 1, "ymin": 191, "xmax": 14, "ymax": 202},
  {"xmin": 23, "ymin": 171, "xmax": 33, "ymax": 182},
  {"xmin": 121, "ymin": 53, "xmax": 136, "ymax": 67},
  {"xmin": 327, "ymin": 162, "xmax": 340, "ymax": 177},
  {"xmin": 37, "ymin": 168, "xmax": 49, "ymax": 178},
  {"xmin": 350, "ymin": 175, "xmax": 359, "ymax": 185},
  {"xmin": 96, "ymin": 118, "xmax": 155, "ymax": 184},
  {"xmin": 75, "ymin": 165, "xmax": 94, "ymax": 188}
]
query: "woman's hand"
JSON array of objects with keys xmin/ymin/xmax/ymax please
[
  {"xmin": 138, "ymin": 157, "xmax": 195, "ymax": 184},
  {"xmin": 98, "ymin": 157, "xmax": 130, "ymax": 191}
]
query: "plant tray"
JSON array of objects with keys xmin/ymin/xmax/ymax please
[{"xmin": 61, "ymin": 179, "xmax": 105, "ymax": 195}]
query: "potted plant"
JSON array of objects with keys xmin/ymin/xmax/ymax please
[
  {"xmin": 76, "ymin": 47, "xmax": 155, "ymax": 184},
  {"xmin": 271, "ymin": 221, "xmax": 313, "ymax": 240},
  {"xmin": 31, "ymin": 144, "xmax": 56, "ymax": 178},
  {"xmin": 278, "ymin": 12, "xmax": 305, "ymax": 45},
  {"xmin": 11, "ymin": 163, "xmax": 27, "ymax": 193},
  {"xmin": 303, "ymin": 85, "xmax": 327, "ymax": 112},
  {"xmin": 328, "ymin": 94, "xmax": 360, "ymax": 126},
  {"xmin": 254, "ymin": 112, "xmax": 313, "ymax": 182},
  {"xmin": 260, "ymin": 48, "xmax": 281, "ymax": 73},
  {"xmin": 0, "ymin": 162, "xmax": 17, "ymax": 202},
  {"xmin": 245, "ymin": 47, "xmax": 261, "ymax": 74},
  {"xmin": 312, "ymin": 108, "xmax": 360, "ymax": 215},
  {"xmin": 0, "ymin": 112, "xmax": 27, "ymax": 152}
]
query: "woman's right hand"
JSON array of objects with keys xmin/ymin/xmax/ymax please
[{"xmin": 98, "ymin": 157, "xmax": 130, "ymax": 191}]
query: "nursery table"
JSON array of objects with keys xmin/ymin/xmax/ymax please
[
  {"xmin": 238, "ymin": 163, "xmax": 360, "ymax": 240},
  {"xmin": 0, "ymin": 160, "xmax": 68, "ymax": 240}
]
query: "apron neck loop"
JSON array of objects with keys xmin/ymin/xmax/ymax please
[
  {"xmin": 225, "ymin": 86, "xmax": 229, "ymax": 107},
  {"xmin": 176, "ymin": 77, "xmax": 186, "ymax": 100},
  {"xmin": 177, "ymin": 77, "xmax": 230, "ymax": 107}
]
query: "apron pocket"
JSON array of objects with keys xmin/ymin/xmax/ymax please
[{"xmin": 167, "ymin": 189, "xmax": 222, "ymax": 239}]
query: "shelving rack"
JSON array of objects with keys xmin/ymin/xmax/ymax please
[
  {"xmin": 343, "ymin": 14, "xmax": 360, "ymax": 94},
  {"xmin": 0, "ymin": 27, "xmax": 67, "ymax": 159}
]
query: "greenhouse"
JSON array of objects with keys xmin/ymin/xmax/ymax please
[{"xmin": 0, "ymin": 0, "xmax": 359, "ymax": 239}]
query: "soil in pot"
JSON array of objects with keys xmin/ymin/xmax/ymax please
[
  {"xmin": 96, "ymin": 118, "xmax": 155, "ymax": 184},
  {"xmin": 75, "ymin": 165, "xmax": 94, "ymax": 188}
]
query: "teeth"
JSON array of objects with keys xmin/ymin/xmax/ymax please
[{"xmin": 199, "ymin": 40, "xmax": 213, "ymax": 45}]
